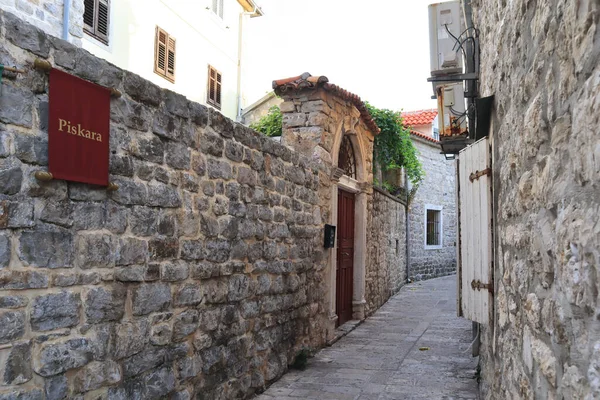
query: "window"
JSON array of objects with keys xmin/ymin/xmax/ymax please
[
  {"xmin": 212, "ymin": 0, "xmax": 224, "ymax": 18},
  {"xmin": 338, "ymin": 135, "xmax": 356, "ymax": 179},
  {"xmin": 425, "ymin": 206, "xmax": 442, "ymax": 248},
  {"xmin": 83, "ymin": 0, "xmax": 110, "ymax": 44},
  {"xmin": 154, "ymin": 27, "xmax": 176, "ymax": 83},
  {"xmin": 207, "ymin": 65, "xmax": 222, "ymax": 109}
]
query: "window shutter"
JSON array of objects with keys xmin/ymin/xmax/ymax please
[
  {"xmin": 457, "ymin": 137, "xmax": 492, "ymax": 324},
  {"xmin": 83, "ymin": 0, "xmax": 95, "ymax": 32},
  {"xmin": 155, "ymin": 27, "xmax": 168, "ymax": 76},
  {"xmin": 207, "ymin": 66, "xmax": 222, "ymax": 109},
  {"xmin": 216, "ymin": 71, "xmax": 222, "ymax": 106},
  {"xmin": 96, "ymin": 0, "xmax": 110, "ymax": 41},
  {"xmin": 167, "ymin": 36, "xmax": 176, "ymax": 81}
]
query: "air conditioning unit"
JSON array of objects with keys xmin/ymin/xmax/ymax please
[
  {"xmin": 428, "ymin": 1, "xmax": 464, "ymax": 76},
  {"xmin": 437, "ymin": 83, "xmax": 467, "ymax": 138}
]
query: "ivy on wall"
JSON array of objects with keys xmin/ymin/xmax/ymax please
[
  {"xmin": 250, "ymin": 103, "xmax": 424, "ymax": 188},
  {"xmin": 366, "ymin": 103, "xmax": 424, "ymax": 186},
  {"xmin": 250, "ymin": 106, "xmax": 282, "ymax": 137}
]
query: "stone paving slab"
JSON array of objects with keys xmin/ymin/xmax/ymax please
[{"xmin": 255, "ymin": 275, "xmax": 479, "ymax": 400}]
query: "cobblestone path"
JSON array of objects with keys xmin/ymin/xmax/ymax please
[{"xmin": 255, "ymin": 275, "xmax": 479, "ymax": 400}]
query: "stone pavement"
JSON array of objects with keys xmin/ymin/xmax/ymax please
[{"xmin": 255, "ymin": 275, "xmax": 479, "ymax": 400}]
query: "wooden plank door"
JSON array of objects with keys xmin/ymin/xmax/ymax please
[
  {"xmin": 336, "ymin": 189, "xmax": 355, "ymax": 326},
  {"xmin": 457, "ymin": 137, "xmax": 491, "ymax": 324}
]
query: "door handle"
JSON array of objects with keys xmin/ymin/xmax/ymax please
[{"xmin": 341, "ymin": 252, "xmax": 350, "ymax": 256}]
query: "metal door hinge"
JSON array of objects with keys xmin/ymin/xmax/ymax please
[
  {"xmin": 469, "ymin": 168, "xmax": 491, "ymax": 182},
  {"xmin": 471, "ymin": 279, "xmax": 494, "ymax": 294}
]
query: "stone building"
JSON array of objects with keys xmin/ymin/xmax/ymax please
[
  {"xmin": 403, "ymin": 109, "xmax": 457, "ymax": 281},
  {"xmin": 0, "ymin": 13, "xmax": 407, "ymax": 399},
  {"xmin": 240, "ymin": 92, "xmax": 283, "ymax": 127},
  {"xmin": 466, "ymin": 0, "xmax": 600, "ymax": 398}
]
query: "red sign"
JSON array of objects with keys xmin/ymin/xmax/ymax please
[{"xmin": 48, "ymin": 69, "xmax": 110, "ymax": 186}]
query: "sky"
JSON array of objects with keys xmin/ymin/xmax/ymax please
[{"xmin": 243, "ymin": 0, "xmax": 438, "ymax": 112}]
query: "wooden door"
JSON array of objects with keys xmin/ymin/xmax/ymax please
[{"xmin": 336, "ymin": 189, "xmax": 355, "ymax": 326}]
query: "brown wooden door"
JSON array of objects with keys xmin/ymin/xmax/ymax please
[{"xmin": 336, "ymin": 189, "xmax": 355, "ymax": 326}]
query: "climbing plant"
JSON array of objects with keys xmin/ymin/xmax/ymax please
[
  {"xmin": 366, "ymin": 103, "xmax": 424, "ymax": 185},
  {"xmin": 250, "ymin": 106, "xmax": 282, "ymax": 137}
]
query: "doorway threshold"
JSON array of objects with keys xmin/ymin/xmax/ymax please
[{"xmin": 327, "ymin": 319, "xmax": 362, "ymax": 346}]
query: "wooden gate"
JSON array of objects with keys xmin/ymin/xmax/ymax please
[
  {"xmin": 457, "ymin": 137, "xmax": 492, "ymax": 324},
  {"xmin": 336, "ymin": 189, "xmax": 355, "ymax": 326}
]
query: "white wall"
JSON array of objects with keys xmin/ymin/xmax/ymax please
[
  {"xmin": 83, "ymin": 0, "xmax": 246, "ymax": 119},
  {"xmin": 0, "ymin": 0, "xmax": 251, "ymax": 120}
]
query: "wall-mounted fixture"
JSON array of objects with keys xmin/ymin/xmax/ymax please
[{"xmin": 427, "ymin": 0, "xmax": 489, "ymax": 155}]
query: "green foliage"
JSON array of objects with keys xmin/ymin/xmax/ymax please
[
  {"xmin": 249, "ymin": 106, "xmax": 282, "ymax": 137},
  {"xmin": 366, "ymin": 103, "xmax": 424, "ymax": 185}
]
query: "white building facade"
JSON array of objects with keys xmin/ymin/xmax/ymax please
[{"xmin": 0, "ymin": 0, "xmax": 262, "ymax": 120}]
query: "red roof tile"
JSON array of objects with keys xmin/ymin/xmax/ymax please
[
  {"xmin": 401, "ymin": 109, "xmax": 438, "ymax": 127},
  {"xmin": 272, "ymin": 73, "xmax": 380, "ymax": 135},
  {"xmin": 410, "ymin": 130, "xmax": 439, "ymax": 144}
]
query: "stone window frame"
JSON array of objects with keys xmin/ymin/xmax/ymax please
[{"xmin": 424, "ymin": 204, "xmax": 443, "ymax": 250}]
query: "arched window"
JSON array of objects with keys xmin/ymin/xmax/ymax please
[{"xmin": 338, "ymin": 135, "xmax": 356, "ymax": 179}]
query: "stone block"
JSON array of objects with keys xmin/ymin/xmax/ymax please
[
  {"xmin": 209, "ymin": 109, "xmax": 234, "ymax": 138},
  {"xmin": 150, "ymin": 323, "xmax": 172, "ymax": 346},
  {"xmin": 129, "ymin": 206, "xmax": 158, "ymax": 237},
  {"xmin": 75, "ymin": 234, "xmax": 115, "ymax": 269},
  {"xmin": 190, "ymin": 102, "xmax": 208, "ymax": 127},
  {"xmin": 191, "ymin": 153, "xmax": 206, "ymax": 176},
  {"xmin": 34, "ymin": 337, "xmax": 95, "ymax": 377},
  {"xmin": 173, "ymin": 310, "xmax": 199, "ymax": 341},
  {"xmin": 174, "ymin": 283, "xmax": 203, "ymax": 307},
  {"xmin": 14, "ymin": 134, "xmax": 48, "ymax": 165},
  {"xmin": 19, "ymin": 230, "xmax": 73, "ymax": 269},
  {"xmin": 112, "ymin": 319, "xmax": 150, "ymax": 359},
  {"xmin": 109, "ymin": 178, "xmax": 147, "ymax": 205},
  {"xmin": 0, "ymin": 270, "xmax": 48, "ymax": 290},
  {"xmin": 44, "ymin": 374, "xmax": 67, "ymax": 400},
  {"xmin": 4, "ymin": 12, "xmax": 49, "ymax": 57},
  {"xmin": 0, "ymin": 311, "xmax": 25, "ymax": 344},
  {"xmin": 132, "ymin": 283, "xmax": 171, "ymax": 316},
  {"xmin": 149, "ymin": 237, "xmax": 179, "ymax": 260},
  {"xmin": 147, "ymin": 182, "xmax": 182, "ymax": 208},
  {"xmin": 122, "ymin": 346, "xmax": 166, "ymax": 378},
  {"xmin": 123, "ymin": 72, "xmax": 163, "ymax": 106},
  {"xmin": 0, "ymin": 389, "xmax": 43, "ymax": 400},
  {"xmin": 237, "ymin": 167, "xmax": 257, "ymax": 186},
  {"xmin": 133, "ymin": 135, "xmax": 164, "ymax": 164},
  {"xmin": 40, "ymin": 201, "xmax": 72, "ymax": 228},
  {"xmin": 204, "ymin": 240, "xmax": 231, "ymax": 263},
  {"xmin": 161, "ymin": 262, "xmax": 189, "ymax": 281},
  {"xmin": 207, "ymin": 158, "xmax": 232, "ymax": 180},
  {"xmin": 117, "ymin": 237, "xmax": 147, "ymax": 266},
  {"xmin": 30, "ymin": 291, "xmax": 80, "ymax": 331},
  {"xmin": 72, "ymin": 360, "xmax": 121, "ymax": 393},
  {"xmin": 282, "ymin": 113, "xmax": 306, "ymax": 128},
  {"xmin": 165, "ymin": 141, "xmax": 191, "ymax": 170},
  {"xmin": 85, "ymin": 285, "xmax": 126, "ymax": 323},
  {"xmin": 0, "ymin": 159, "xmax": 23, "ymax": 195},
  {"xmin": 225, "ymin": 141, "xmax": 244, "ymax": 162},
  {"xmin": 164, "ymin": 90, "xmax": 189, "ymax": 118}
]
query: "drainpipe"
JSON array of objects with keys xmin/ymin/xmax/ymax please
[
  {"xmin": 62, "ymin": 0, "xmax": 71, "ymax": 41},
  {"xmin": 235, "ymin": 1, "xmax": 263, "ymax": 122},
  {"xmin": 405, "ymin": 169, "xmax": 410, "ymax": 282}
]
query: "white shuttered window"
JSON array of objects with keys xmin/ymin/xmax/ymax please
[{"xmin": 456, "ymin": 137, "xmax": 492, "ymax": 324}]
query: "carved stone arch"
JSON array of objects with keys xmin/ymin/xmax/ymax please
[{"xmin": 331, "ymin": 125, "xmax": 368, "ymax": 184}]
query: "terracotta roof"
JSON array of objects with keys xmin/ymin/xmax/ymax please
[
  {"xmin": 410, "ymin": 130, "xmax": 439, "ymax": 144},
  {"xmin": 401, "ymin": 109, "xmax": 438, "ymax": 127},
  {"xmin": 272, "ymin": 73, "xmax": 380, "ymax": 135}
]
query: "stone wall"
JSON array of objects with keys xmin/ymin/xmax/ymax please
[
  {"xmin": 408, "ymin": 137, "xmax": 456, "ymax": 281},
  {"xmin": 472, "ymin": 0, "xmax": 600, "ymax": 398},
  {"xmin": 0, "ymin": 0, "xmax": 84, "ymax": 46},
  {"xmin": 0, "ymin": 10, "xmax": 329, "ymax": 399},
  {"xmin": 366, "ymin": 189, "xmax": 406, "ymax": 316}
]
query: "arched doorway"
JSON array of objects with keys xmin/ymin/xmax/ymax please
[{"xmin": 330, "ymin": 132, "xmax": 368, "ymax": 328}]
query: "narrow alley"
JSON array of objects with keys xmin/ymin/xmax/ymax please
[{"xmin": 256, "ymin": 275, "xmax": 479, "ymax": 400}]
